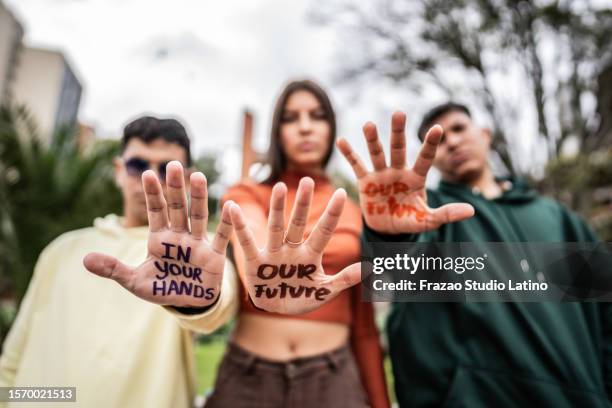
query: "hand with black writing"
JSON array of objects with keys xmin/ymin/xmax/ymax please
[
  {"xmin": 229, "ymin": 177, "xmax": 361, "ymax": 315},
  {"xmin": 336, "ymin": 111, "xmax": 474, "ymax": 235},
  {"xmin": 83, "ymin": 161, "xmax": 233, "ymax": 308}
]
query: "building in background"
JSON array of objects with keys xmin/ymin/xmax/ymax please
[
  {"xmin": 77, "ymin": 122, "xmax": 96, "ymax": 149},
  {"xmin": 240, "ymin": 110, "xmax": 267, "ymax": 180},
  {"xmin": 0, "ymin": 1, "xmax": 84, "ymax": 141},
  {"xmin": 0, "ymin": 1, "xmax": 24, "ymax": 105},
  {"xmin": 12, "ymin": 47, "xmax": 82, "ymax": 140}
]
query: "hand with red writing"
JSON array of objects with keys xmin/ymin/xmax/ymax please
[
  {"xmin": 337, "ymin": 111, "xmax": 474, "ymax": 235},
  {"xmin": 83, "ymin": 161, "xmax": 233, "ymax": 308},
  {"xmin": 229, "ymin": 177, "xmax": 361, "ymax": 315}
]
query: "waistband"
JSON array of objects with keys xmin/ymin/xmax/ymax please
[{"xmin": 224, "ymin": 342, "xmax": 353, "ymax": 380}]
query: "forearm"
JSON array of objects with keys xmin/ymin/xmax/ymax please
[{"xmin": 350, "ymin": 333, "xmax": 390, "ymax": 408}]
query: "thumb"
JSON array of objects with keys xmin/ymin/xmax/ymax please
[
  {"xmin": 83, "ymin": 253, "xmax": 134, "ymax": 290},
  {"xmin": 432, "ymin": 203, "xmax": 475, "ymax": 225},
  {"xmin": 328, "ymin": 262, "xmax": 363, "ymax": 293}
]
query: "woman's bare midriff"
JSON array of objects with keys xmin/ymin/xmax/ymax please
[{"xmin": 231, "ymin": 313, "xmax": 350, "ymax": 361}]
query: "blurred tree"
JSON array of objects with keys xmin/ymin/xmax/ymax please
[
  {"xmin": 0, "ymin": 105, "xmax": 122, "ymax": 341},
  {"xmin": 311, "ymin": 0, "xmax": 612, "ymax": 174},
  {"xmin": 593, "ymin": 64, "xmax": 612, "ymax": 149},
  {"xmin": 193, "ymin": 154, "xmax": 221, "ymax": 223},
  {"xmin": 538, "ymin": 148, "xmax": 612, "ymax": 240},
  {"xmin": 331, "ymin": 170, "xmax": 360, "ymax": 202}
]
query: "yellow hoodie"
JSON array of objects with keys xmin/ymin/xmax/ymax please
[{"xmin": 0, "ymin": 214, "xmax": 238, "ymax": 408}]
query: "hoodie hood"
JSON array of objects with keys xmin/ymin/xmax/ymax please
[{"xmin": 93, "ymin": 214, "xmax": 148, "ymax": 239}]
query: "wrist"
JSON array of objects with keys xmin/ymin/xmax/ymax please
[{"xmin": 170, "ymin": 291, "xmax": 221, "ymax": 315}]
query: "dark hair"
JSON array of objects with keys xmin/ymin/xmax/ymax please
[
  {"xmin": 417, "ymin": 102, "xmax": 471, "ymax": 141},
  {"xmin": 122, "ymin": 116, "xmax": 192, "ymax": 166},
  {"xmin": 263, "ymin": 79, "xmax": 336, "ymax": 184}
]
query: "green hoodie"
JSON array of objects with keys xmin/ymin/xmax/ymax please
[{"xmin": 362, "ymin": 178, "xmax": 612, "ymax": 407}]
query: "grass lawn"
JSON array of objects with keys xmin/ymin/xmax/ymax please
[
  {"xmin": 194, "ymin": 339, "xmax": 227, "ymax": 395},
  {"xmin": 194, "ymin": 338, "xmax": 396, "ymax": 402}
]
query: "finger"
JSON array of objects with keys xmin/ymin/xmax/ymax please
[
  {"xmin": 413, "ymin": 124, "xmax": 443, "ymax": 178},
  {"xmin": 363, "ymin": 122, "xmax": 387, "ymax": 171},
  {"xmin": 431, "ymin": 203, "xmax": 475, "ymax": 225},
  {"xmin": 229, "ymin": 203, "xmax": 259, "ymax": 261},
  {"xmin": 306, "ymin": 188, "xmax": 346, "ymax": 254},
  {"xmin": 327, "ymin": 262, "xmax": 362, "ymax": 293},
  {"xmin": 266, "ymin": 182, "xmax": 287, "ymax": 252},
  {"xmin": 166, "ymin": 161, "xmax": 189, "ymax": 232},
  {"xmin": 211, "ymin": 200, "xmax": 233, "ymax": 255},
  {"xmin": 336, "ymin": 138, "xmax": 368, "ymax": 179},
  {"xmin": 83, "ymin": 253, "xmax": 134, "ymax": 291},
  {"xmin": 285, "ymin": 177, "xmax": 314, "ymax": 244},
  {"xmin": 142, "ymin": 170, "xmax": 169, "ymax": 232},
  {"xmin": 390, "ymin": 111, "xmax": 407, "ymax": 169},
  {"xmin": 189, "ymin": 172, "xmax": 208, "ymax": 240}
]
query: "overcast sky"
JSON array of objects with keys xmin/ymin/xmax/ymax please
[{"xmin": 6, "ymin": 0, "xmax": 437, "ymax": 188}]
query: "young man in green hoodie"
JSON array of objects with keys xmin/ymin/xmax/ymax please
[{"xmin": 337, "ymin": 103, "xmax": 611, "ymax": 407}]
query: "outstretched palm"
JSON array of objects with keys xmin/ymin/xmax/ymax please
[
  {"xmin": 337, "ymin": 111, "xmax": 474, "ymax": 234},
  {"xmin": 229, "ymin": 177, "xmax": 361, "ymax": 315},
  {"xmin": 83, "ymin": 161, "xmax": 233, "ymax": 308}
]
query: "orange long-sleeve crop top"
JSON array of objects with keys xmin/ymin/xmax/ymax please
[{"xmin": 221, "ymin": 170, "xmax": 390, "ymax": 408}]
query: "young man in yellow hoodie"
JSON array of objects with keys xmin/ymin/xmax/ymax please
[{"xmin": 0, "ymin": 116, "xmax": 238, "ymax": 408}]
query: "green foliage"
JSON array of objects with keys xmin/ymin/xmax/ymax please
[
  {"xmin": 313, "ymin": 0, "xmax": 612, "ymax": 174},
  {"xmin": 194, "ymin": 338, "xmax": 227, "ymax": 395},
  {"xmin": 193, "ymin": 154, "xmax": 221, "ymax": 221},
  {"xmin": 538, "ymin": 149, "xmax": 612, "ymax": 240},
  {"xmin": 0, "ymin": 105, "xmax": 122, "ymax": 341},
  {"xmin": 331, "ymin": 170, "xmax": 359, "ymax": 202}
]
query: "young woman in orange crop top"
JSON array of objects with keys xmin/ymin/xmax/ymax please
[{"xmin": 203, "ymin": 80, "xmax": 390, "ymax": 408}]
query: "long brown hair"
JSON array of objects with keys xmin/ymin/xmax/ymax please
[{"xmin": 262, "ymin": 79, "xmax": 336, "ymax": 185}]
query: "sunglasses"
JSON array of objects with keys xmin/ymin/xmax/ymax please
[{"xmin": 124, "ymin": 157, "xmax": 171, "ymax": 182}]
